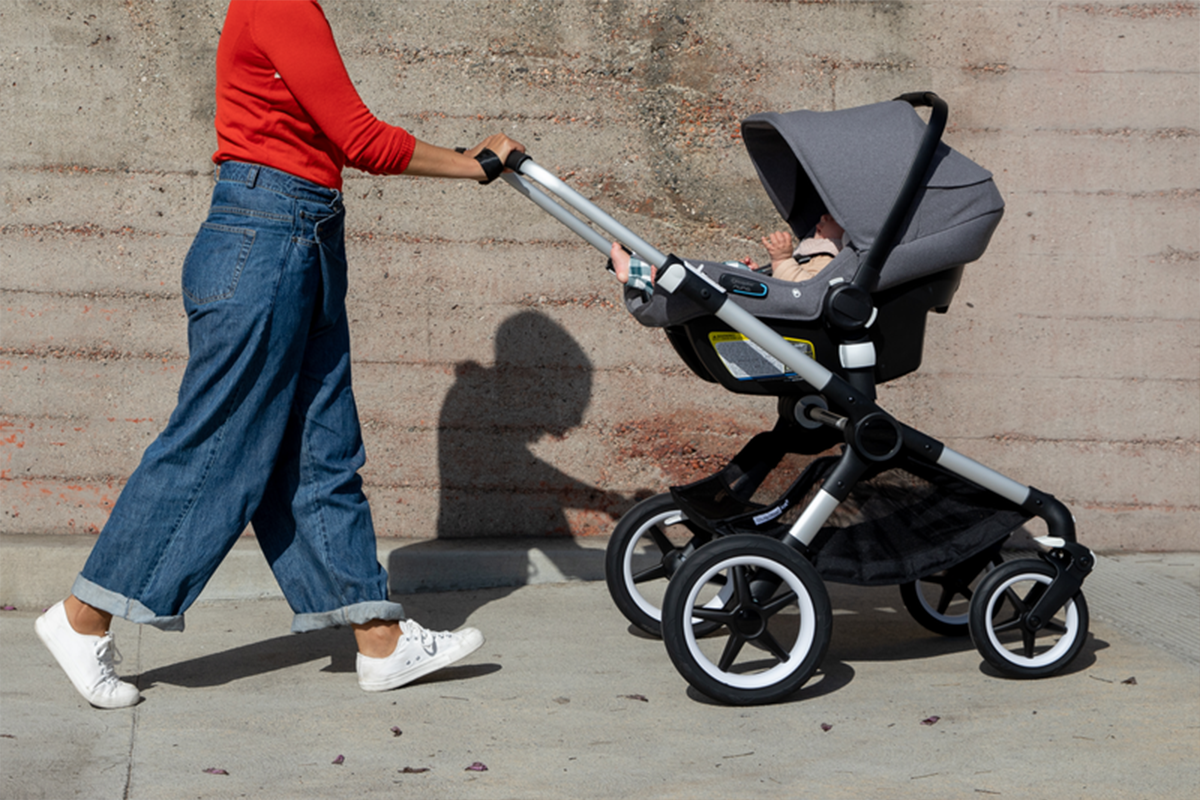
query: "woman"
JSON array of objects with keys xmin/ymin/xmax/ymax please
[{"xmin": 36, "ymin": 0, "xmax": 523, "ymax": 708}]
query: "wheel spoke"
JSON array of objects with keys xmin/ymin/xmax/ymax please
[
  {"xmin": 691, "ymin": 606, "xmax": 736, "ymax": 626},
  {"xmin": 1002, "ymin": 587, "xmax": 1028, "ymax": 614},
  {"xmin": 647, "ymin": 527, "xmax": 674, "ymax": 555},
  {"xmin": 756, "ymin": 630, "xmax": 791, "ymax": 663},
  {"xmin": 631, "ymin": 563, "xmax": 668, "ymax": 584},
  {"xmin": 935, "ymin": 585, "xmax": 957, "ymax": 615},
  {"xmin": 730, "ymin": 565, "xmax": 752, "ymax": 604},
  {"xmin": 1042, "ymin": 619, "xmax": 1068, "ymax": 635},
  {"xmin": 991, "ymin": 614, "xmax": 1023, "ymax": 634},
  {"xmin": 1021, "ymin": 627, "xmax": 1036, "ymax": 658},
  {"xmin": 717, "ymin": 633, "xmax": 746, "ymax": 671},
  {"xmin": 760, "ymin": 590, "xmax": 798, "ymax": 617}
]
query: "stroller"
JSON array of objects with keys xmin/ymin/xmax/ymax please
[{"xmin": 500, "ymin": 93, "xmax": 1094, "ymax": 705}]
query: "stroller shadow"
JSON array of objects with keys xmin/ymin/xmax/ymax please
[
  {"xmin": 685, "ymin": 659, "xmax": 857, "ymax": 706},
  {"xmin": 389, "ymin": 311, "xmax": 641, "ymax": 630},
  {"xmin": 823, "ymin": 582, "xmax": 1106, "ymax": 669},
  {"xmin": 680, "ymin": 581, "xmax": 1106, "ymax": 705}
]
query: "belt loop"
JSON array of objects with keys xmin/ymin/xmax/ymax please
[{"xmin": 245, "ymin": 165, "xmax": 259, "ymax": 189}]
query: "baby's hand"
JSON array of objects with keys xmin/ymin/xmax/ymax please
[
  {"xmin": 610, "ymin": 241, "xmax": 631, "ymax": 283},
  {"xmin": 762, "ymin": 231, "xmax": 794, "ymax": 264}
]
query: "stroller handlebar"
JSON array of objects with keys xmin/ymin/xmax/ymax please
[
  {"xmin": 500, "ymin": 153, "xmax": 669, "ymax": 267},
  {"xmin": 505, "ymin": 150, "xmax": 533, "ymax": 173}
]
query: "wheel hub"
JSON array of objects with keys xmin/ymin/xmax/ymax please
[{"xmin": 732, "ymin": 606, "xmax": 767, "ymax": 638}]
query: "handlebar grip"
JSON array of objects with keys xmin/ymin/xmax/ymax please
[{"xmin": 505, "ymin": 150, "xmax": 532, "ymax": 173}]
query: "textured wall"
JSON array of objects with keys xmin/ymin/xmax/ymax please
[{"xmin": 2, "ymin": 0, "xmax": 1197, "ymax": 550}]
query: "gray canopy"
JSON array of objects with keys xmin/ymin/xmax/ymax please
[{"xmin": 627, "ymin": 100, "xmax": 1004, "ymax": 326}]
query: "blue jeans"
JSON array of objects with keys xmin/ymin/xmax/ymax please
[{"xmin": 73, "ymin": 162, "xmax": 405, "ymax": 633}]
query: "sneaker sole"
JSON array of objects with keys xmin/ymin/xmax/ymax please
[{"xmin": 358, "ymin": 630, "xmax": 485, "ymax": 692}]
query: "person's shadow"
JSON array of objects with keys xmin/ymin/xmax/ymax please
[{"xmin": 387, "ymin": 310, "xmax": 641, "ymax": 628}]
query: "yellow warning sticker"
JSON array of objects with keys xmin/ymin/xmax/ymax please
[{"xmin": 707, "ymin": 332, "xmax": 815, "ymax": 381}]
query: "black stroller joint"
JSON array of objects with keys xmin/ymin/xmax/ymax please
[{"xmin": 501, "ymin": 93, "xmax": 1095, "ymax": 705}]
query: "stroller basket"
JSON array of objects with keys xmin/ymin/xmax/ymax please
[{"xmin": 671, "ymin": 454, "xmax": 1030, "ymax": 586}]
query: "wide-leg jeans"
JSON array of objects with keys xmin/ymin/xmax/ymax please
[{"xmin": 73, "ymin": 162, "xmax": 405, "ymax": 632}]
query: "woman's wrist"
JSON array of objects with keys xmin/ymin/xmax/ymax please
[{"xmin": 453, "ymin": 147, "xmax": 503, "ymax": 183}]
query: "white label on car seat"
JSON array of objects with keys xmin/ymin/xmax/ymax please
[{"xmin": 708, "ymin": 332, "xmax": 815, "ymax": 381}]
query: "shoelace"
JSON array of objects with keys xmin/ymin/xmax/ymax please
[
  {"xmin": 90, "ymin": 635, "xmax": 125, "ymax": 688},
  {"xmin": 401, "ymin": 621, "xmax": 449, "ymax": 657}
]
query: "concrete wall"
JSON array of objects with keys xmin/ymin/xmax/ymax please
[{"xmin": 2, "ymin": 0, "xmax": 1196, "ymax": 552}]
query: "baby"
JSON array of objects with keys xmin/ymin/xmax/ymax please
[{"xmin": 611, "ymin": 214, "xmax": 847, "ymax": 294}]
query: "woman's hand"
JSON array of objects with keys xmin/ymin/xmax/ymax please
[{"xmin": 464, "ymin": 133, "xmax": 525, "ymax": 170}]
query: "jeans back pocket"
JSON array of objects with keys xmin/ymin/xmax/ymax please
[{"xmin": 182, "ymin": 222, "xmax": 256, "ymax": 305}]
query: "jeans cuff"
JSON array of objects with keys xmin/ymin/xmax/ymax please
[
  {"xmin": 71, "ymin": 575, "xmax": 187, "ymax": 632},
  {"xmin": 291, "ymin": 600, "xmax": 406, "ymax": 633}
]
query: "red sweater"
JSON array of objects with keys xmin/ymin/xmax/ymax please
[{"xmin": 213, "ymin": 0, "xmax": 415, "ymax": 190}]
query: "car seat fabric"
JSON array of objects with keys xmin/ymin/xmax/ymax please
[{"xmin": 624, "ymin": 100, "xmax": 1004, "ymax": 329}]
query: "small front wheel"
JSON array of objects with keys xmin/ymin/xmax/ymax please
[
  {"xmin": 662, "ymin": 535, "xmax": 832, "ymax": 706},
  {"xmin": 969, "ymin": 558, "xmax": 1089, "ymax": 678}
]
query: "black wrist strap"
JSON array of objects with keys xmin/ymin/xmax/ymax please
[
  {"xmin": 457, "ymin": 146, "xmax": 503, "ymax": 184},
  {"xmin": 474, "ymin": 148, "xmax": 503, "ymax": 184}
]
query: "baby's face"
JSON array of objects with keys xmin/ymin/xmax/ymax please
[{"xmin": 816, "ymin": 214, "xmax": 844, "ymax": 241}]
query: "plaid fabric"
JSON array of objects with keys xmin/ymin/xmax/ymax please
[
  {"xmin": 626, "ymin": 255, "xmax": 655, "ymax": 293},
  {"xmin": 626, "ymin": 255, "xmax": 746, "ymax": 297}
]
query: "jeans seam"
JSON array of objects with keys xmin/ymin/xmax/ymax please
[
  {"xmin": 300, "ymin": 400, "xmax": 338, "ymax": 606},
  {"xmin": 136, "ymin": 385, "xmax": 238, "ymax": 600},
  {"xmin": 137, "ymin": 233, "xmax": 298, "ymax": 602}
]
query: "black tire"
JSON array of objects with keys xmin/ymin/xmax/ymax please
[
  {"xmin": 661, "ymin": 535, "xmax": 832, "ymax": 706},
  {"xmin": 968, "ymin": 558, "xmax": 1089, "ymax": 678},
  {"xmin": 900, "ymin": 550, "xmax": 1003, "ymax": 637},
  {"xmin": 604, "ymin": 493, "xmax": 714, "ymax": 637}
]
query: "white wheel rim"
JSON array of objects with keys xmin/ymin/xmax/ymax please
[
  {"xmin": 682, "ymin": 554, "xmax": 818, "ymax": 690},
  {"xmin": 984, "ymin": 572, "xmax": 1079, "ymax": 668},
  {"xmin": 622, "ymin": 510, "xmax": 686, "ymax": 622},
  {"xmin": 914, "ymin": 578, "xmax": 968, "ymax": 625}
]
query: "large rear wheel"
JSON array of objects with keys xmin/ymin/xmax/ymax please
[
  {"xmin": 604, "ymin": 493, "xmax": 715, "ymax": 637},
  {"xmin": 661, "ymin": 535, "xmax": 832, "ymax": 705}
]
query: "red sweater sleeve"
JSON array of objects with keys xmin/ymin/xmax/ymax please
[{"xmin": 214, "ymin": 0, "xmax": 415, "ymax": 189}]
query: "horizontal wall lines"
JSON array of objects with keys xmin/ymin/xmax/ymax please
[{"xmin": 0, "ymin": 346, "xmax": 184, "ymax": 362}]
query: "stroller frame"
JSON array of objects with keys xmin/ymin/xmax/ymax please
[{"xmin": 501, "ymin": 93, "xmax": 1095, "ymax": 705}]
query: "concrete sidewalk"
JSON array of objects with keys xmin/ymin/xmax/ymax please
[{"xmin": 2, "ymin": 551, "xmax": 1198, "ymax": 799}]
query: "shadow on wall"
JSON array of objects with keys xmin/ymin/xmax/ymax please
[
  {"xmin": 386, "ymin": 310, "xmax": 646, "ymax": 625},
  {"xmin": 435, "ymin": 309, "xmax": 629, "ymax": 539}
]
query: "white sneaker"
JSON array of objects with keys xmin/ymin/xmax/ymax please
[
  {"xmin": 357, "ymin": 620, "xmax": 484, "ymax": 692},
  {"xmin": 35, "ymin": 601, "xmax": 141, "ymax": 709}
]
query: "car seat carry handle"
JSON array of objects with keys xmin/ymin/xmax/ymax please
[{"xmin": 850, "ymin": 92, "xmax": 949, "ymax": 295}]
